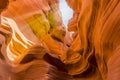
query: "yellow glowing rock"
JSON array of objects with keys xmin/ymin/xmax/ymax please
[
  {"xmin": 27, "ymin": 14, "xmax": 50, "ymax": 40},
  {"xmin": 1, "ymin": 0, "xmax": 120, "ymax": 80}
]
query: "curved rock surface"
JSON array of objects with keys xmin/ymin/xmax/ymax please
[
  {"xmin": 66, "ymin": 0, "xmax": 120, "ymax": 80},
  {"xmin": 0, "ymin": 0, "xmax": 120, "ymax": 80}
]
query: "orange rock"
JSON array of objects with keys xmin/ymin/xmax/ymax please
[
  {"xmin": 1, "ymin": 0, "xmax": 120, "ymax": 80},
  {"xmin": 66, "ymin": 0, "xmax": 120, "ymax": 80}
]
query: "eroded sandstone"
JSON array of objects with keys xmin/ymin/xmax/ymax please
[{"xmin": 0, "ymin": 0, "xmax": 120, "ymax": 80}]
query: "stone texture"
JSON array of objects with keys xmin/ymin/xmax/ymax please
[
  {"xmin": 0, "ymin": 0, "xmax": 120, "ymax": 80},
  {"xmin": 66, "ymin": 0, "xmax": 120, "ymax": 80},
  {"xmin": 1, "ymin": 0, "xmax": 73, "ymax": 80}
]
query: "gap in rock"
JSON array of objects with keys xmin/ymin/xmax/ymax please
[{"xmin": 59, "ymin": 0, "xmax": 73, "ymax": 28}]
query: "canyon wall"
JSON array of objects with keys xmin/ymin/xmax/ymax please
[
  {"xmin": 1, "ymin": 0, "xmax": 73, "ymax": 80},
  {"xmin": 0, "ymin": 0, "xmax": 120, "ymax": 80},
  {"xmin": 66, "ymin": 0, "xmax": 120, "ymax": 80}
]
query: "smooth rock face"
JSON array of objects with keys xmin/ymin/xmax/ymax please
[
  {"xmin": 0, "ymin": 0, "xmax": 120, "ymax": 80},
  {"xmin": 66, "ymin": 0, "xmax": 120, "ymax": 80},
  {"xmin": 1, "ymin": 0, "xmax": 73, "ymax": 80},
  {"xmin": 3, "ymin": 0, "xmax": 63, "ymax": 42}
]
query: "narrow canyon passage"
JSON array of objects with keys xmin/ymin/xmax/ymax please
[
  {"xmin": 59, "ymin": 0, "xmax": 73, "ymax": 27},
  {"xmin": 0, "ymin": 0, "xmax": 120, "ymax": 80}
]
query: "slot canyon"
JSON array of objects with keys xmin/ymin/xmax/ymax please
[{"xmin": 0, "ymin": 0, "xmax": 120, "ymax": 80}]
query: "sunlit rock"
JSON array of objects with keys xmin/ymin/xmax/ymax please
[
  {"xmin": 66, "ymin": 0, "xmax": 120, "ymax": 80},
  {"xmin": 1, "ymin": 0, "xmax": 120, "ymax": 80},
  {"xmin": 1, "ymin": 0, "xmax": 73, "ymax": 80}
]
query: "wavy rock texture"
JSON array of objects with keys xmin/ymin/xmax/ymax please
[
  {"xmin": 66, "ymin": 0, "xmax": 120, "ymax": 80},
  {"xmin": 0, "ymin": 0, "xmax": 120, "ymax": 80},
  {"xmin": 3, "ymin": 0, "xmax": 63, "ymax": 41},
  {"xmin": 1, "ymin": 0, "xmax": 73, "ymax": 80}
]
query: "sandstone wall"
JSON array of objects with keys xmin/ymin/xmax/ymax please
[
  {"xmin": 66, "ymin": 0, "xmax": 120, "ymax": 80},
  {"xmin": 1, "ymin": 0, "xmax": 120, "ymax": 80}
]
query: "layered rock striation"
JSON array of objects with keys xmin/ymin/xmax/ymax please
[
  {"xmin": 0, "ymin": 0, "xmax": 120, "ymax": 80},
  {"xmin": 66, "ymin": 0, "xmax": 120, "ymax": 80}
]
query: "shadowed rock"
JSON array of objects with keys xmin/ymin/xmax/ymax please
[{"xmin": 1, "ymin": 0, "xmax": 120, "ymax": 80}]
